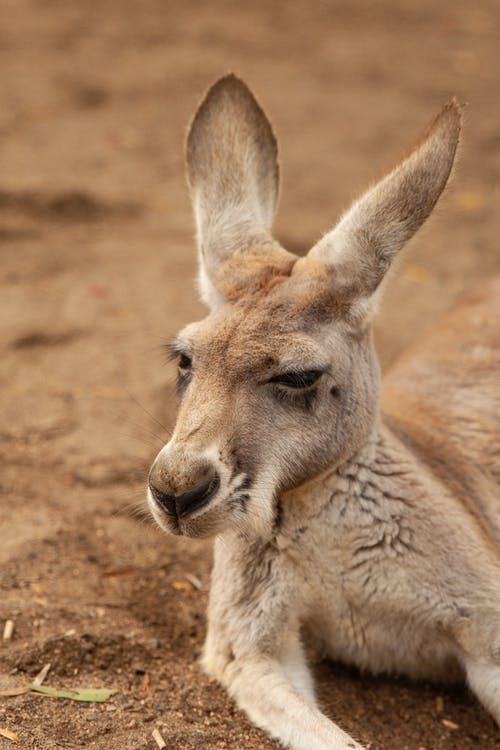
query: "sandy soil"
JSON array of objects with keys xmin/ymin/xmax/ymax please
[{"xmin": 1, "ymin": 1, "xmax": 499, "ymax": 748}]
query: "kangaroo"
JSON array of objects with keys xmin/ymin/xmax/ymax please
[{"xmin": 147, "ymin": 75, "xmax": 500, "ymax": 750}]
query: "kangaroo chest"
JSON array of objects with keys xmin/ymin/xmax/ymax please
[{"xmin": 273, "ymin": 501, "xmax": 461, "ymax": 681}]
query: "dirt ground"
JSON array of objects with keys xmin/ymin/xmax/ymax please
[{"xmin": 1, "ymin": 1, "xmax": 499, "ymax": 748}]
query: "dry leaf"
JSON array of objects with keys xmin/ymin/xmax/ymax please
[
  {"xmin": 29, "ymin": 685, "xmax": 116, "ymax": 702},
  {"xmin": 0, "ymin": 727, "xmax": 19, "ymax": 742}
]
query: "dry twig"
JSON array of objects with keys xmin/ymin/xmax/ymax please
[
  {"xmin": 0, "ymin": 688, "xmax": 29, "ymax": 697},
  {"xmin": 152, "ymin": 728, "xmax": 166, "ymax": 749},
  {"xmin": 32, "ymin": 663, "xmax": 51, "ymax": 687},
  {"xmin": 184, "ymin": 573, "xmax": 203, "ymax": 590}
]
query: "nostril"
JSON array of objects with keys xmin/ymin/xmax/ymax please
[
  {"xmin": 149, "ymin": 472, "xmax": 220, "ymax": 520},
  {"xmin": 176, "ymin": 473, "xmax": 220, "ymax": 518},
  {"xmin": 149, "ymin": 484, "xmax": 177, "ymax": 517}
]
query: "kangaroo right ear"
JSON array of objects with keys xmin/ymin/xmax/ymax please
[
  {"xmin": 308, "ymin": 100, "xmax": 462, "ymax": 323},
  {"xmin": 186, "ymin": 75, "xmax": 279, "ymax": 308}
]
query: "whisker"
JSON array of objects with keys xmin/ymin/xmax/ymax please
[
  {"xmin": 115, "ymin": 501, "xmax": 155, "ymax": 525},
  {"xmin": 125, "ymin": 388, "xmax": 172, "ymax": 438},
  {"xmin": 106, "ymin": 409, "xmax": 167, "ymax": 447},
  {"xmin": 113, "ymin": 429, "xmax": 161, "ymax": 451}
]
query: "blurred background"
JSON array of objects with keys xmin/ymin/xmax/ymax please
[{"xmin": 1, "ymin": 1, "xmax": 499, "ymax": 748}]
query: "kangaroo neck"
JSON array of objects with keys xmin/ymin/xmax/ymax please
[{"xmin": 275, "ymin": 422, "xmax": 419, "ymax": 537}]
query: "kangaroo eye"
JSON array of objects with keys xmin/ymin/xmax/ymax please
[
  {"xmin": 176, "ymin": 352, "xmax": 193, "ymax": 395},
  {"xmin": 179, "ymin": 353, "xmax": 192, "ymax": 370},
  {"xmin": 269, "ymin": 370, "xmax": 322, "ymax": 389}
]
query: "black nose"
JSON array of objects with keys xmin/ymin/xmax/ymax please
[{"xmin": 150, "ymin": 473, "xmax": 220, "ymax": 519}]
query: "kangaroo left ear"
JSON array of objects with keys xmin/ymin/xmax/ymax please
[
  {"xmin": 308, "ymin": 100, "xmax": 462, "ymax": 321},
  {"xmin": 186, "ymin": 74, "xmax": 280, "ymax": 309}
]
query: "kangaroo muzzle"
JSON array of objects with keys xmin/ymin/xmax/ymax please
[{"xmin": 149, "ymin": 448, "xmax": 220, "ymax": 520}]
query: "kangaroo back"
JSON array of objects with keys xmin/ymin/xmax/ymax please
[{"xmin": 382, "ymin": 275, "xmax": 500, "ymax": 540}]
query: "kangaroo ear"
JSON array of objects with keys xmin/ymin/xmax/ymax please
[
  {"xmin": 308, "ymin": 100, "xmax": 462, "ymax": 321},
  {"xmin": 186, "ymin": 75, "xmax": 279, "ymax": 308}
]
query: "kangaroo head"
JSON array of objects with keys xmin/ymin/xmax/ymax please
[{"xmin": 148, "ymin": 75, "xmax": 461, "ymax": 539}]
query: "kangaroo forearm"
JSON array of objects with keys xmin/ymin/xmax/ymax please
[{"xmin": 225, "ymin": 656, "xmax": 365, "ymax": 750}]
